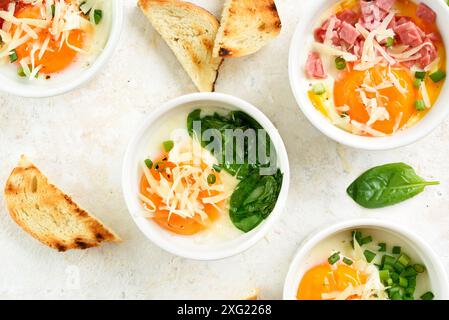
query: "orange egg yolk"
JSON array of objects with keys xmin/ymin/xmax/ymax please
[
  {"xmin": 334, "ymin": 65, "xmax": 416, "ymax": 135},
  {"xmin": 140, "ymin": 156, "xmax": 223, "ymax": 236},
  {"xmin": 14, "ymin": 4, "xmax": 89, "ymax": 74},
  {"xmin": 297, "ymin": 263, "xmax": 367, "ymax": 300}
]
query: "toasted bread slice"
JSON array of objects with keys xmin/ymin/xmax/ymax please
[
  {"xmin": 4, "ymin": 156, "xmax": 121, "ymax": 252},
  {"xmin": 138, "ymin": 0, "xmax": 222, "ymax": 92},
  {"xmin": 213, "ymin": 0, "xmax": 282, "ymax": 58}
]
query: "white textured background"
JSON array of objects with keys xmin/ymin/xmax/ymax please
[{"xmin": 0, "ymin": 0, "xmax": 448, "ymax": 299}]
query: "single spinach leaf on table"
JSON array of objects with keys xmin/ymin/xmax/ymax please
[
  {"xmin": 347, "ymin": 163, "xmax": 439, "ymax": 209},
  {"xmin": 230, "ymin": 170, "xmax": 283, "ymax": 232}
]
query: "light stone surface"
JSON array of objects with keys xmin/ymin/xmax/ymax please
[{"xmin": 0, "ymin": 0, "xmax": 448, "ymax": 299}]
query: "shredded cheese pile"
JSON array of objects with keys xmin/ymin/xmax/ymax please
[
  {"xmin": 139, "ymin": 133, "xmax": 230, "ymax": 222},
  {"xmin": 0, "ymin": 0, "xmax": 99, "ymax": 79}
]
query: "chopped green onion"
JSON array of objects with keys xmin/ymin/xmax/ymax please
[
  {"xmin": 9, "ymin": 49, "xmax": 18, "ymax": 63},
  {"xmin": 212, "ymin": 164, "xmax": 222, "ymax": 172},
  {"xmin": 382, "ymin": 255, "xmax": 396, "ymax": 266},
  {"xmin": 392, "ymin": 246, "xmax": 401, "ymax": 254},
  {"xmin": 415, "ymin": 71, "xmax": 426, "ymax": 80},
  {"xmin": 343, "ymin": 257, "xmax": 353, "ymax": 266},
  {"xmin": 379, "ymin": 270, "xmax": 390, "ymax": 282},
  {"xmin": 397, "ymin": 254, "xmax": 411, "ymax": 267},
  {"xmin": 407, "ymin": 276, "xmax": 417, "ymax": 289},
  {"xmin": 328, "ymin": 252, "xmax": 340, "ymax": 265},
  {"xmin": 363, "ymin": 250, "xmax": 376, "ymax": 263},
  {"xmin": 51, "ymin": 4, "xmax": 55, "ymax": 17},
  {"xmin": 144, "ymin": 159, "xmax": 153, "ymax": 169},
  {"xmin": 387, "ymin": 278, "xmax": 394, "ymax": 286},
  {"xmin": 352, "ymin": 231, "xmax": 362, "ymax": 244},
  {"xmin": 405, "ymin": 287, "xmax": 415, "ymax": 296},
  {"xmin": 80, "ymin": 1, "xmax": 89, "ymax": 14},
  {"xmin": 429, "ymin": 70, "xmax": 446, "ymax": 83},
  {"xmin": 360, "ymin": 236, "xmax": 373, "ymax": 245},
  {"xmin": 413, "ymin": 264, "xmax": 426, "ymax": 273},
  {"xmin": 391, "ymin": 272, "xmax": 399, "ymax": 283},
  {"xmin": 207, "ymin": 174, "xmax": 216, "ymax": 185},
  {"xmin": 162, "ymin": 140, "xmax": 174, "ymax": 152},
  {"xmin": 335, "ymin": 57, "xmax": 346, "ymax": 70},
  {"xmin": 401, "ymin": 266, "xmax": 417, "ymax": 278},
  {"xmin": 312, "ymin": 83, "xmax": 326, "ymax": 95},
  {"xmin": 420, "ymin": 291, "xmax": 434, "ymax": 300},
  {"xmin": 414, "ymin": 100, "xmax": 426, "ymax": 111},
  {"xmin": 378, "ymin": 243, "xmax": 386, "ymax": 252},
  {"xmin": 17, "ymin": 66, "xmax": 26, "ymax": 77},
  {"xmin": 386, "ymin": 37, "xmax": 395, "ymax": 48},
  {"xmin": 399, "ymin": 276, "xmax": 408, "ymax": 288},
  {"xmin": 413, "ymin": 78, "xmax": 422, "ymax": 88},
  {"xmin": 94, "ymin": 9, "xmax": 103, "ymax": 24}
]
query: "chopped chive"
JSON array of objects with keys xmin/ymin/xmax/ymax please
[
  {"xmin": 415, "ymin": 71, "xmax": 426, "ymax": 80},
  {"xmin": 9, "ymin": 49, "xmax": 18, "ymax": 63},
  {"xmin": 392, "ymin": 246, "xmax": 401, "ymax": 254},
  {"xmin": 386, "ymin": 37, "xmax": 395, "ymax": 48},
  {"xmin": 352, "ymin": 230, "xmax": 362, "ymax": 244},
  {"xmin": 413, "ymin": 264, "xmax": 426, "ymax": 273},
  {"xmin": 399, "ymin": 276, "xmax": 408, "ymax": 288},
  {"xmin": 397, "ymin": 254, "xmax": 411, "ymax": 267},
  {"xmin": 420, "ymin": 291, "xmax": 434, "ymax": 300},
  {"xmin": 343, "ymin": 257, "xmax": 353, "ymax": 266},
  {"xmin": 429, "ymin": 70, "xmax": 446, "ymax": 83},
  {"xmin": 312, "ymin": 83, "xmax": 326, "ymax": 95},
  {"xmin": 360, "ymin": 236, "xmax": 373, "ymax": 245},
  {"xmin": 335, "ymin": 57, "xmax": 346, "ymax": 70},
  {"xmin": 162, "ymin": 140, "xmax": 174, "ymax": 152},
  {"xmin": 207, "ymin": 174, "xmax": 216, "ymax": 185},
  {"xmin": 144, "ymin": 159, "xmax": 153, "ymax": 169},
  {"xmin": 363, "ymin": 250, "xmax": 376, "ymax": 263},
  {"xmin": 328, "ymin": 252, "xmax": 340, "ymax": 265},
  {"xmin": 94, "ymin": 9, "xmax": 103, "ymax": 24},
  {"xmin": 378, "ymin": 243, "xmax": 387, "ymax": 252},
  {"xmin": 51, "ymin": 4, "xmax": 55, "ymax": 17},
  {"xmin": 212, "ymin": 164, "xmax": 222, "ymax": 172},
  {"xmin": 414, "ymin": 100, "xmax": 426, "ymax": 111},
  {"xmin": 413, "ymin": 78, "xmax": 422, "ymax": 88}
]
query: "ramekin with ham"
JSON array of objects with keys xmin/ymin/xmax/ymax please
[{"xmin": 305, "ymin": 0, "xmax": 446, "ymax": 137}]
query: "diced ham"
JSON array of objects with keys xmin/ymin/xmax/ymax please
[
  {"xmin": 305, "ymin": 52, "xmax": 327, "ymax": 79},
  {"xmin": 416, "ymin": 3, "xmax": 436, "ymax": 23},
  {"xmin": 418, "ymin": 42, "xmax": 438, "ymax": 68},
  {"xmin": 394, "ymin": 21, "xmax": 423, "ymax": 47},
  {"xmin": 360, "ymin": 0, "xmax": 387, "ymax": 31},
  {"xmin": 339, "ymin": 22, "xmax": 360, "ymax": 46},
  {"xmin": 336, "ymin": 9, "xmax": 359, "ymax": 25},
  {"xmin": 314, "ymin": 16, "xmax": 342, "ymax": 43},
  {"xmin": 375, "ymin": 0, "xmax": 396, "ymax": 12}
]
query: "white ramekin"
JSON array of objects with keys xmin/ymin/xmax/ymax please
[
  {"xmin": 122, "ymin": 93, "xmax": 290, "ymax": 260},
  {"xmin": 283, "ymin": 219, "xmax": 449, "ymax": 300},
  {"xmin": 289, "ymin": 0, "xmax": 449, "ymax": 150},
  {"xmin": 0, "ymin": 0, "xmax": 123, "ymax": 98}
]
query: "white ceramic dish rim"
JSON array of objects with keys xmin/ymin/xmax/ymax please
[
  {"xmin": 283, "ymin": 218, "xmax": 449, "ymax": 300},
  {"xmin": 0, "ymin": 0, "xmax": 124, "ymax": 98},
  {"xmin": 122, "ymin": 92, "xmax": 290, "ymax": 261},
  {"xmin": 289, "ymin": 0, "xmax": 449, "ymax": 150}
]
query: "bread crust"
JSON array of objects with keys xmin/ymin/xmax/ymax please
[
  {"xmin": 214, "ymin": 0, "xmax": 282, "ymax": 58},
  {"xmin": 4, "ymin": 156, "xmax": 121, "ymax": 252}
]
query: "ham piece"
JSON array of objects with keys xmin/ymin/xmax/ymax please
[
  {"xmin": 306, "ymin": 52, "xmax": 327, "ymax": 79},
  {"xmin": 416, "ymin": 3, "xmax": 436, "ymax": 24},
  {"xmin": 339, "ymin": 22, "xmax": 360, "ymax": 46}
]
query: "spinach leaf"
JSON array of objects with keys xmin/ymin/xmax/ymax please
[
  {"xmin": 187, "ymin": 109, "xmax": 283, "ymax": 232},
  {"xmin": 187, "ymin": 109, "xmax": 274, "ymax": 180},
  {"xmin": 347, "ymin": 163, "xmax": 439, "ymax": 209},
  {"xmin": 230, "ymin": 170, "xmax": 283, "ymax": 232}
]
